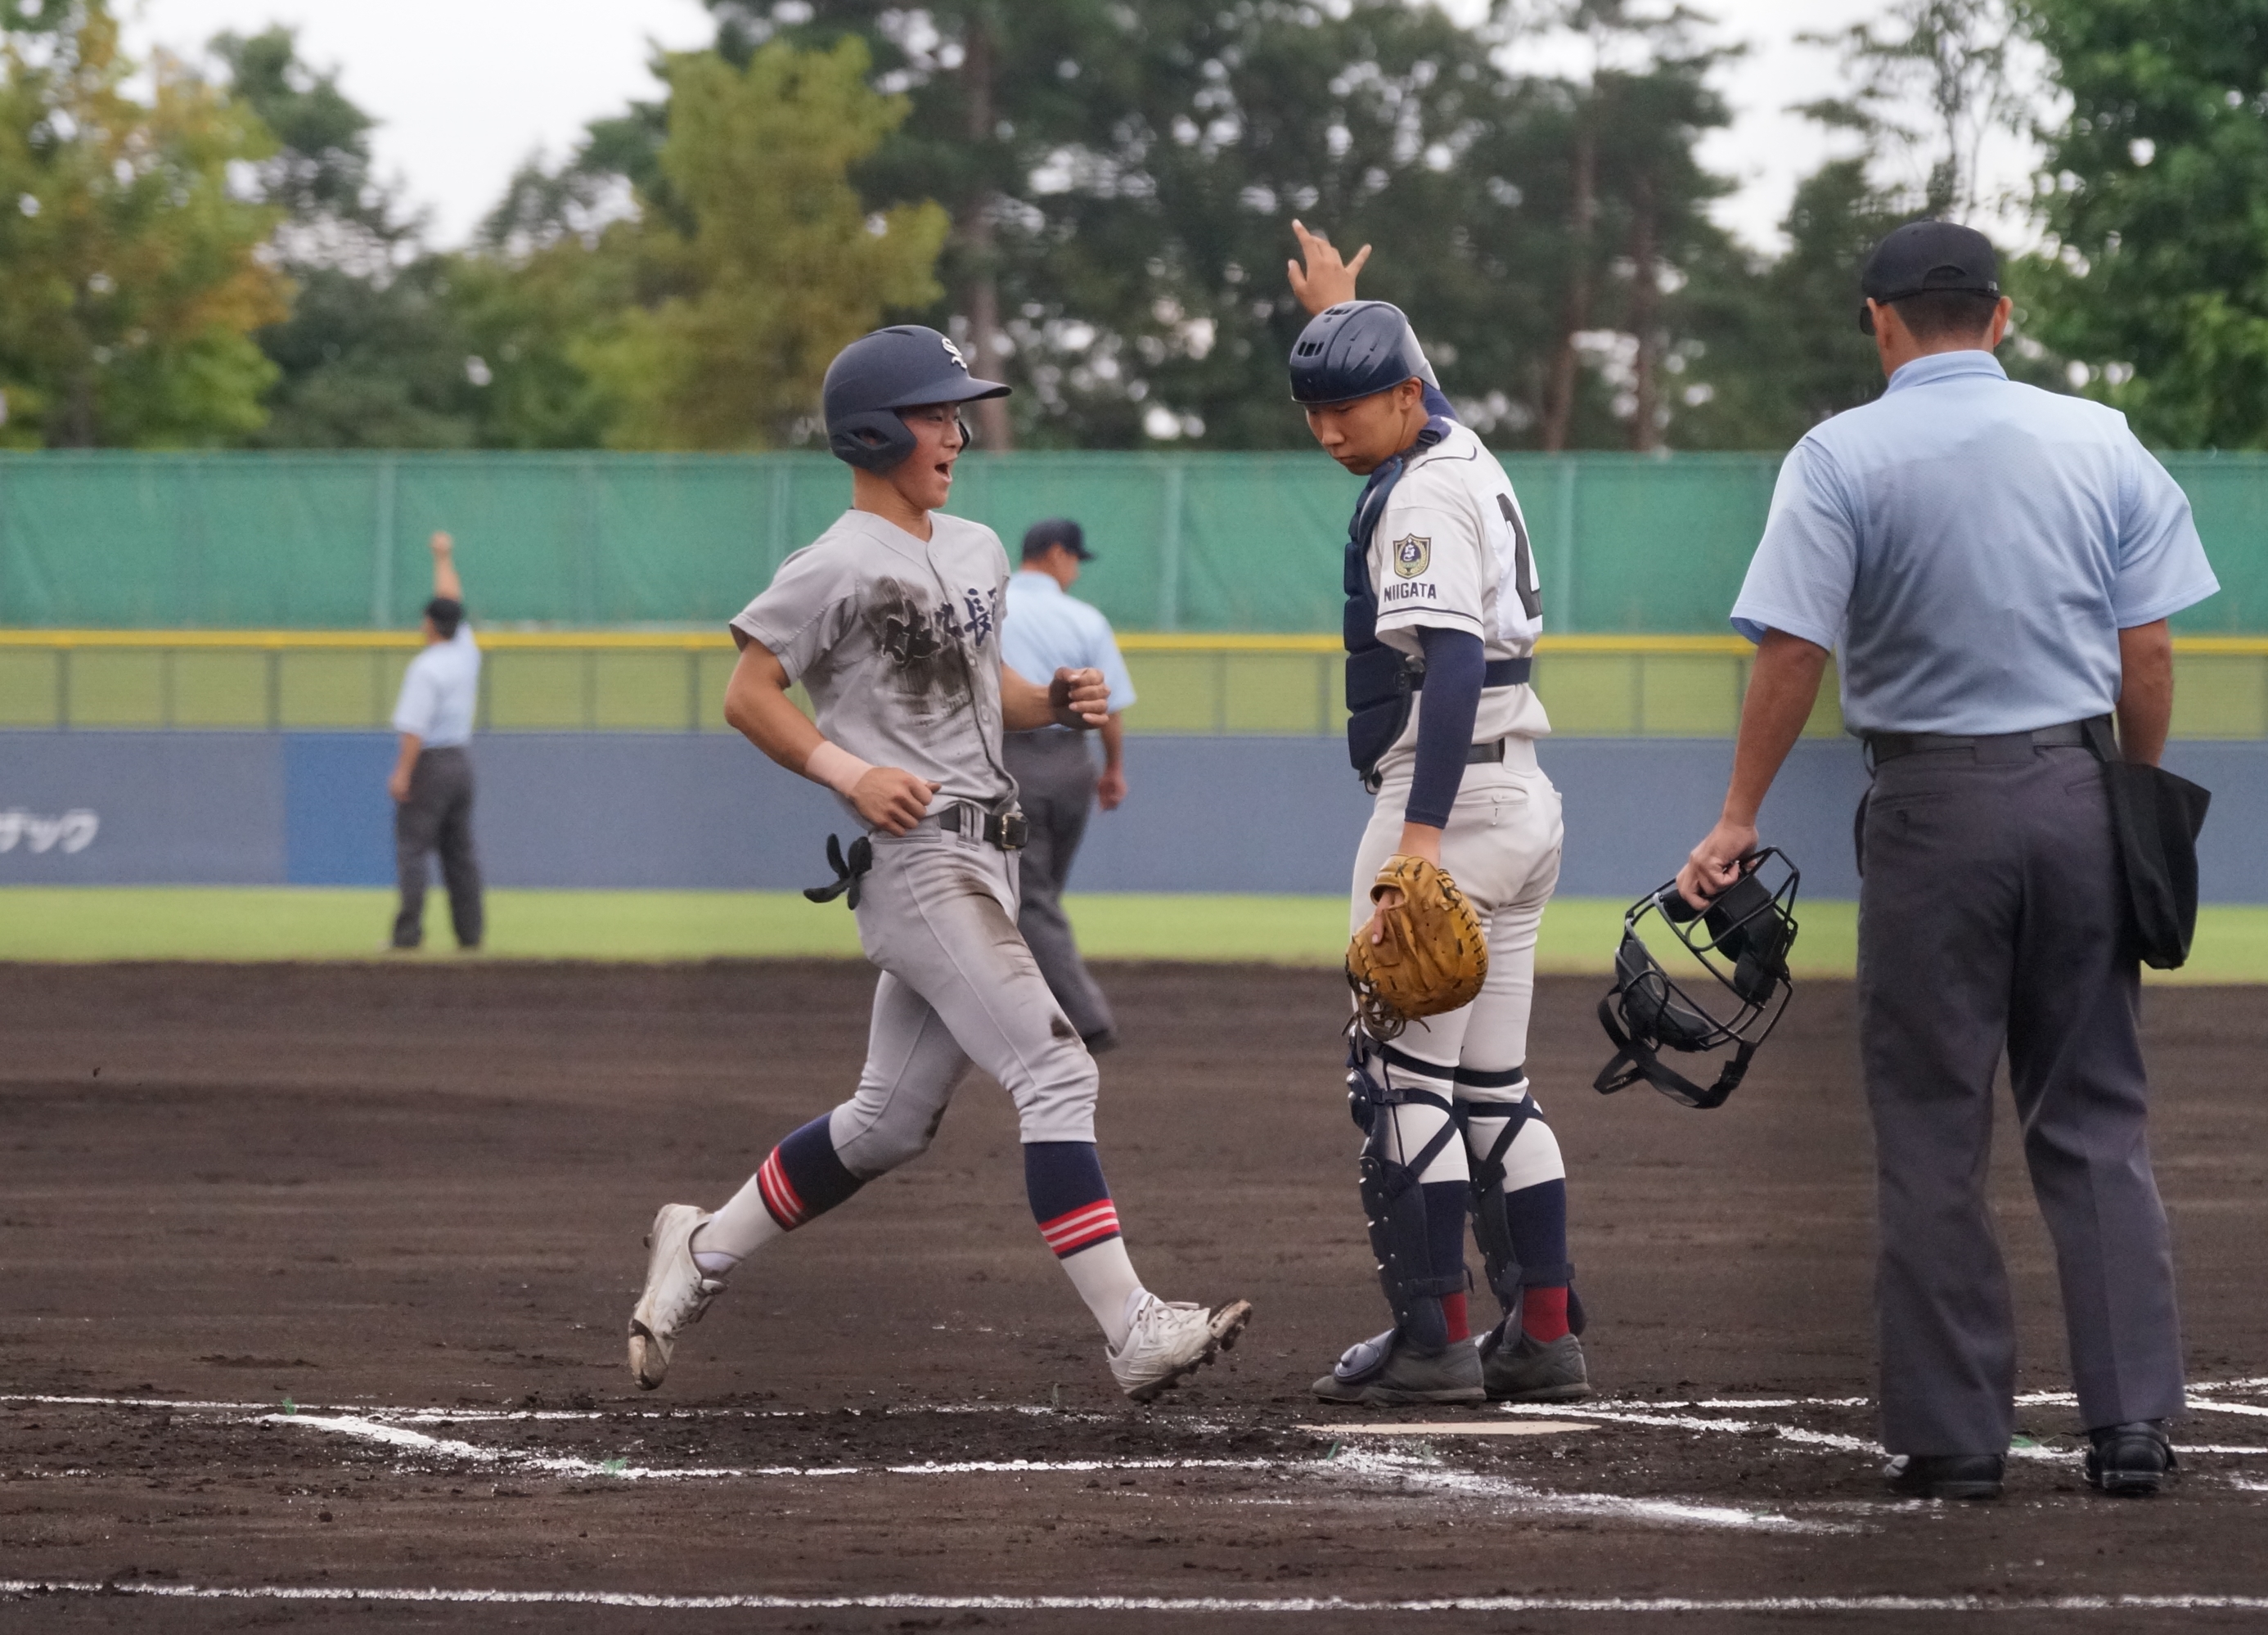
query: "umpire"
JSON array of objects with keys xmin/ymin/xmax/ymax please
[
  {"xmin": 386, "ymin": 530, "xmax": 485, "ymax": 951},
  {"xmin": 1677, "ymin": 221, "xmax": 2219, "ymax": 1502},
  {"xmin": 1001, "ymin": 518, "xmax": 1136, "ymax": 1052}
]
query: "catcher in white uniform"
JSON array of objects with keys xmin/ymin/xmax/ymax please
[
  {"xmin": 627, "ymin": 325, "xmax": 1251, "ymax": 1401},
  {"xmin": 1288, "ymin": 230, "xmax": 1590, "ymax": 1406}
]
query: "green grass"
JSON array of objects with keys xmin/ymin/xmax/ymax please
[{"xmin": 2, "ymin": 887, "xmax": 2265, "ymax": 981}]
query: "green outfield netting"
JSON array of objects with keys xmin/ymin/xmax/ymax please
[{"xmin": 0, "ymin": 448, "xmax": 2263, "ymax": 633}]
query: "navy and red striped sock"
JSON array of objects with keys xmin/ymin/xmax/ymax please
[
  {"xmin": 755, "ymin": 1115, "xmax": 866, "ymax": 1232},
  {"xmin": 1024, "ymin": 1141, "xmax": 1122, "ymax": 1255}
]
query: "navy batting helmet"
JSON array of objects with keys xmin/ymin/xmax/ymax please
[
  {"xmin": 823, "ymin": 326, "xmax": 1010, "ymax": 471},
  {"xmin": 1288, "ymin": 300, "xmax": 1438, "ymax": 407}
]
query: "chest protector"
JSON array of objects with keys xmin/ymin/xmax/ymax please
[{"xmin": 1343, "ymin": 417, "xmax": 1456, "ymax": 786}]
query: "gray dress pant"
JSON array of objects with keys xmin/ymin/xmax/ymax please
[
  {"xmin": 1857, "ymin": 741, "xmax": 2183, "ymax": 1455},
  {"xmin": 392, "ymin": 746, "xmax": 484, "ymax": 949},
  {"xmin": 1001, "ymin": 729, "xmax": 1116, "ymax": 1043}
]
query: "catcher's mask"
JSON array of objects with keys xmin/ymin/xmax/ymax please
[{"xmin": 1595, "ymin": 849, "xmax": 1800, "ymax": 1110}]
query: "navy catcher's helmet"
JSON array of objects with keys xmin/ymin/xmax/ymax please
[
  {"xmin": 1288, "ymin": 300, "xmax": 1439, "ymax": 408},
  {"xmin": 1595, "ymin": 849, "xmax": 1800, "ymax": 1110},
  {"xmin": 823, "ymin": 326, "xmax": 1010, "ymax": 471}
]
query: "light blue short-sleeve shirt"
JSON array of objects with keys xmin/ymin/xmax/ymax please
[
  {"xmin": 1730, "ymin": 351, "xmax": 2218, "ymax": 736},
  {"xmin": 389, "ymin": 625, "xmax": 481, "ymax": 748},
  {"xmin": 1001, "ymin": 571, "xmax": 1137, "ymax": 726}
]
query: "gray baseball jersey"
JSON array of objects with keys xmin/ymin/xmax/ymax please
[{"xmin": 731, "ymin": 508, "xmax": 1015, "ymax": 815}]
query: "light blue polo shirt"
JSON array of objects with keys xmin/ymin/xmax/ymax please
[
  {"xmin": 389, "ymin": 624, "xmax": 481, "ymax": 748},
  {"xmin": 1001, "ymin": 571, "xmax": 1137, "ymax": 727},
  {"xmin": 1730, "ymin": 351, "xmax": 2218, "ymax": 736}
]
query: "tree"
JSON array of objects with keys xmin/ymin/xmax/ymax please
[
  {"xmin": 1800, "ymin": 0, "xmax": 2027, "ymax": 218},
  {"xmin": 712, "ymin": 0, "xmax": 1132, "ymax": 452},
  {"xmin": 1670, "ymin": 159, "xmax": 1908, "ymax": 448},
  {"xmin": 215, "ymin": 26, "xmax": 497, "ymax": 449},
  {"xmin": 708, "ymin": 0, "xmax": 1747, "ymax": 451},
  {"xmin": 2026, "ymin": 0, "xmax": 2268, "ymax": 448},
  {"xmin": 0, "ymin": 1, "xmax": 286, "ymax": 447},
  {"xmin": 578, "ymin": 37, "xmax": 948, "ymax": 450}
]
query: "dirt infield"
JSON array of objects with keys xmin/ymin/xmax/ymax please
[{"xmin": 3, "ymin": 959, "xmax": 2267, "ymax": 1631}]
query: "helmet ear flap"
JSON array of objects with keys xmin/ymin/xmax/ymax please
[{"xmin": 830, "ymin": 410, "xmax": 916, "ymax": 472}]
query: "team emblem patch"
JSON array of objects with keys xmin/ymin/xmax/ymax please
[
  {"xmin": 941, "ymin": 336, "xmax": 969, "ymax": 371},
  {"xmin": 1392, "ymin": 534, "xmax": 1431, "ymax": 579}
]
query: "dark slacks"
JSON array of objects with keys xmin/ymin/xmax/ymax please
[
  {"xmin": 1001, "ymin": 728, "xmax": 1115, "ymax": 1042},
  {"xmin": 392, "ymin": 746, "xmax": 484, "ymax": 950},
  {"xmin": 1856, "ymin": 741, "xmax": 2183, "ymax": 1454}
]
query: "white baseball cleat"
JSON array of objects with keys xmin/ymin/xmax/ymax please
[
  {"xmin": 1107, "ymin": 1295, "xmax": 1253, "ymax": 1403},
  {"xmin": 627, "ymin": 1203, "xmax": 725, "ymax": 1391}
]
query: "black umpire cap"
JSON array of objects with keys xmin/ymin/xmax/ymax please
[
  {"xmin": 1858, "ymin": 220, "xmax": 2001, "ymax": 334},
  {"xmin": 1022, "ymin": 517, "xmax": 1093, "ymax": 562}
]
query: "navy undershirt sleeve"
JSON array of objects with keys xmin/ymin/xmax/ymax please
[{"xmin": 1406, "ymin": 625, "xmax": 1484, "ymax": 828}]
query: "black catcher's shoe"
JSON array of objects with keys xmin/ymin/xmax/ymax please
[
  {"xmin": 1883, "ymin": 1453, "xmax": 2005, "ymax": 1501},
  {"xmin": 2085, "ymin": 1421, "xmax": 2176, "ymax": 1497},
  {"xmin": 1312, "ymin": 1327, "xmax": 1485, "ymax": 1406}
]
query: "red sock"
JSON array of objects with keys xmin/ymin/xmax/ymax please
[
  {"xmin": 1441, "ymin": 1291, "xmax": 1470, "ymax": 1344},
  {"xmin": 1522, "ymin": 1286, "xmax": 1569, "ymax": 1343}
]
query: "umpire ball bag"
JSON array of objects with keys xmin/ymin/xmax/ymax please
[{"xmin": 1595, "ymin": 849, "xmax": 1800, "ymax": 1110}]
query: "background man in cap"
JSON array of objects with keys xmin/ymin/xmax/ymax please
[
  {"xmin": 1001, "ymin": 518, "xmax": 1137, "ymax": 1052},
  {"xmin": 386, "ymin": 529, "xmax": 484, "ymax": 951},
  {"xmin": 1677, "ymin": 220, "xmax": 2218, "ymax": 1502}
]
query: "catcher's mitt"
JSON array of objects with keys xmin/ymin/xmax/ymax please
[{"xmin": 1347, "ymin": 854, "xmax": 1488, "ymax": 1039}]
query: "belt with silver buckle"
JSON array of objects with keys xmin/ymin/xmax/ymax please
[{"xmin": 936, "ymin": 801, "xmax": 1028, "ymax": 851}]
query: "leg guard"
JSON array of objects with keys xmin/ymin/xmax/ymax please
[
  {"xmin": 1461, "ymin": 1091, "xmax": 1534, "ymax": 1311},
  {"xmin": 1460, "ymin": 1091, "xmax": 1586, "ymax": 1336},
  {"xmin": 1357, "ymin": 1090, "xmax": 1465, "ymax": 1355}
]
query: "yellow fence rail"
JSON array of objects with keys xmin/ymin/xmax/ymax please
[{"xmin": 2, "ymin": 631, "xmax": 2266, "ymax": 738}]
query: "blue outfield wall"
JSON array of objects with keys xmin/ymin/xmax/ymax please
[{"xmin": 2, "ymin": 730, "xmax": 2264, "ymax": 903}]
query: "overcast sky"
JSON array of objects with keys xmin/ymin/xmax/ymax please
[{"xmin": 129, "ymin": 0, "xmax": 2040, "ymax": 254}]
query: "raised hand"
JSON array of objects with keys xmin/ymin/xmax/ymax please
[{"xmin": 1287, "ymin": 219, "xmax": 1371, "ymax": 316}]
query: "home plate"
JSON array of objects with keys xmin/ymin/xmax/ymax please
[{"xmin": 1298, "ymin": 1421, "xmax": 1593, "ymax": 1437}]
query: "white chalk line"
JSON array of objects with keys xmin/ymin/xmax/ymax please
[
  {"xmin": 1501, "ymin": 1403, "xmax": 1879, "ymax": 1454},
  {"xmin": 261, "ymin": 1413, "xmax": 1271, "ymax": 1484},
  {"xmin": 1316, "ymin": 1448, "xmax": 1839, "ymax": 1534},
  {"xmin": 8, "ymin": 1581, "xmax": 2268, "ymax": 1614},
  {"xmin": 269, "ymin": 1412, "xmax": 1819, "ymax": 1531},
  {"xmin": 0, "ymin": 1392, "xmax": 1083, "ymax": 1424},
  {"xmin": 3, "ymin": 1393, "xmax": 1835, "ymax": 1534}
]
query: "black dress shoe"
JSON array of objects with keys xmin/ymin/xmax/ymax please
[
  {"xmin": 1883, "ymin": 1453, "xmax": 2005, "ymax": 1500},
  {"xmin": 2085, "ymin": 1421, "xmax": 2175, "ymax": 1497}
]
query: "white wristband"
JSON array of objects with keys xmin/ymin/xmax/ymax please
[{"xmin": 804, "ymin": 741, "xmax": 874, "ymax": 798}]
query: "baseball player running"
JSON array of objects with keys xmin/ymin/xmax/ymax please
[
  {"xmin": 1287, "ymin": 226, "xmax": 1587, "ymax": 1407},
  {"xmin": 628, "ymin": 325, "xmax": 1251, "ymax": 1401}
]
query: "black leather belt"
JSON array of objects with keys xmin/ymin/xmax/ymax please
[
  {"xmin": 934, "ymin": 802, "xmax": 1028, "ymax": 850},
  {"xmin": 1865, "ymin": 720, "xmax": 2090, "ymax": 764},
  {"xmin": 1412, "ymin": 656, "xmax": 1532, "ymax": 691},
  {"xmin": 1466, "ymin": 739, "xmax": 1508, "ymax": 764}
]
